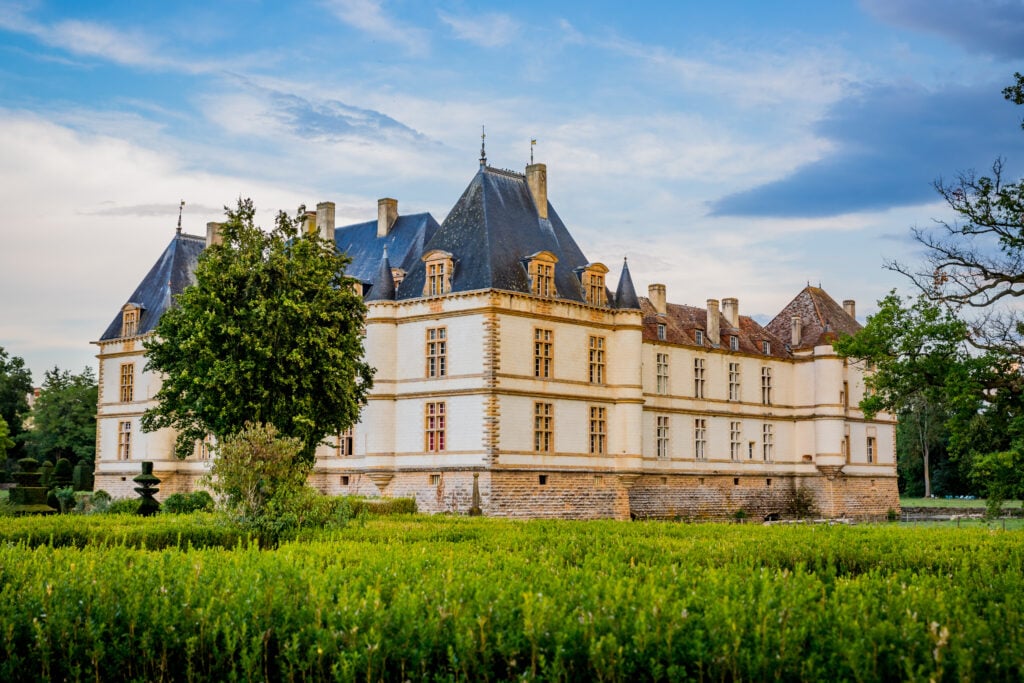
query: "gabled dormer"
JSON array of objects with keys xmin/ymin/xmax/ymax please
[
  {"xmin": 576, "ymin": 262, "xmax": 609, "ymax": 307},
  {"xmin": 524, "ymin": 251, "xmax": 558, "ymax": 298},
  {"xmin": 120, "ymin": 303, "xmax": 143, "ymax": 338},
  {"xmin": 422, "ymin": 249, "xmax": 454, "ymax": 296}
]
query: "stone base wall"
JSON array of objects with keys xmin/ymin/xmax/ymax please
[
  {"xmin": 95, "ymin": 468, "xmax": 204, "ymax": 501},
  {"xmin": 488, "ymin": 470, "xmax": 630, "ymax": 520}
]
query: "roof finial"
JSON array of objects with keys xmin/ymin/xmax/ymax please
[
  {"xmin": 530, "ymin": 138, "xmax": 536, "ymax": 164},
  {"xmin": 479, "ymin": 125, "xmax": 487, "ymax": 166},
  {"xmin": 176, "ymin": 200, "xmax": 185, "ymax": 234}
]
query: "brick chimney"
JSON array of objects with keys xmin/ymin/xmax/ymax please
[
  {"xmin": 843, "ymin": 299, "xmax": 856, "ymax": 320},
  {"xmin": 707, "ymin": 299, "xmax": 720, "ymax": 345},
  {"xmin": 648, "ymin": 284, "xmax": 666, "ymax": 315},
  {"xmin": 316, "ymin": 201, "xmax": 335, "ymax": 242},
  {"xmin": 526, "ymin": 163, "xmax": 548, "ymax": 220},
  {"xmin": 205, "ymin": 222, "xmax": 223, "ymax": 247},
  {"xmin": 722, "ymin": 297, "xmax": 739, "ymax": 328},
  {"xmin": 378, "ymin": 198, "xmax": 398, "ymax": 238},
  {"xmin": 791, "ymin": 315, "xmax": 802, "ymax": 347}
]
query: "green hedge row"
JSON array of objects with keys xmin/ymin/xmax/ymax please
[{"xmin": 1, "ymin": 518, "xmax": 1022, "ymax": 681}]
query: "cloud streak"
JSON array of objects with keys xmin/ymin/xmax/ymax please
[
  {"xmin": 861, "ymin": 0, "xmax": 1024, "ymax": 59},
  {"xmin": 323, "ymin": 0, "xmax": 429, "ymax": 54},
  {"xmin": 439, "ymin": 11, "xmax": 519, "ymax": 48}
]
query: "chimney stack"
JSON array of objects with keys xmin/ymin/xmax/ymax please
[
  {"xmin": 648, "ymin": 284, "xmax": 666, "ymax": 315},
  {"xmin": 303, "ymin": 210, "xmax": 317, "ymax": 236},
  {"xmin": 205, "ymin": 222, "xmax": 223, "ymax": 248},
  {"xmin": 791, "ymin": 315, "xmax": 802, "ymax": 347},
  {"xmin": 377, "ymin": 198, "xmax": 398, "ymax": 238},
  {"xmin": 722, "ymin": 297, "xmax": 739, "ymax": 328},
  {"xmin": 316, "ymin": 201, "xmax": 335, "ymax": 242},
  {"xmin": 706, "ymin": 299, "xmax": 720, "ymax": 345},
  {"xmin": 526, "ymin": 163, "xmax": 548, "ymax": 220},
  {"xmin": 843, "ymin": 299, "xmax": 856, "ymax": 320}
]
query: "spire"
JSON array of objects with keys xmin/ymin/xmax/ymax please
[
  {"xmin": 176, "ymin": 200, "xmax": 184, "ymax": 235},
  {"xmin": 614, "ymin": 257, "xmax": 640, "ymax": 309},
  {"xmin": 530, "ymin": 138, "xmax": 536, "ymax": 164},
  {"xmin": 365, "ymin": 246, "xmax": 396, "ymax": 301},
  {"xmin": 479, "ymin": 125, "xmax": 487, "ymax": 166}
]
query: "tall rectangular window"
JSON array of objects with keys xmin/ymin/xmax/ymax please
[
  {"xmin": 336, "ymin": 427, "xmax": 354, "ymax": 456},
  {"xmin": 657, "ymin": 324, "xmax": 666, "ymax": 341},
  {"xmin": 531, "ymin": 262, "xmax": 556, "ymax": 297},
  {"xmin": 426, "ymin": 261, "xmax": 447, "ymax": 296},
  {"xmin": 842, "ymin": 381, "xmax": 849, "ymax": 408},
  {"xmin": 119, "ymin": 363, "xmax": 135, "ymax": 403},
  {"xmin": 534, "ymin": 402, "xmax": 553, "ymax": 453},
  {"xmin": 656, "ymin": 415, "xmax": 670, "ymax": 458},
  {"xmin": 534, "ymin": 328, "xmax": 553, "ymax": 378},
  {"xmin": 694, "ymin": 418, "xmax": 707, "ymax": 460},
  {"xmin": 587, "ymin": 273, "xmax": 606, "ymax": 306},
  {"xmin": 730, "ymin": 335, "xmax": 739, "ymax": 351},
  {"xmin": 867, "ymin": 436, "xmax": 875, "ymax": 463},
  {"xmin": 762, "ymin": 340, "xmax": 771, "ymax": 355},
  {"xmin": 761, "ymin": 367, "xmax": 773, "ymax": 405},
  {"xmin": 656, "ymin": 353, "xmax": 669, "ymax": 395},
  {"xmin": 589, "ymin": 336, "xmax": 605, "ymax": 384},
  {"xmin": 730, "ymin": 421, "xmax": 742, "ymax": 461},
  {"xmin": 426, "ymin": 327, "xmax": 447, "ymax": 378},
  {"xmin": 695, "ymin": 330, "xmax": 704, "ymax": 345},
  {"xmin": 762, "ymin": 424, "xmax": 774, "ymax": 461},
  {"xmin": 425, "ymin": 402, "xmax": 446, "ymax": 452},
  {"xmin": 121, "ymin": 308, "xmax": 138, "ymax": 338},
  {"xmin": 694, "ymin": 358, "xmax": 705, "ymax": 398},
  {"xmin": 589, "ymin": 406, "xmax": 607, "ymax": 454},
  {"xmin": 728, "ymin": 362, "xmax": 740, "ymax": 402},
  {"xmin": 117, "ymin": 421, "xmax": 132, "ymax": 460}
]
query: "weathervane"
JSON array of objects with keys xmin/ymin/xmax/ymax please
[
  {"xmin": 479, "ymin": 125, "xmax": 487, "ymax": 166},
  {"xmin": 176, "ymin": 200, "xmax": 185, "ymax": 234},
  {"xmin": 530, "ymin": 138, "xmax": 536, "ymax": 164}
]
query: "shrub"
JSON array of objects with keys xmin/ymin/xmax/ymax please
[
  {"xmin": 90, "ymin": 490, "xmax": 112, "ymax": 513},
  {"xmin": 105, "ymin": 497, "xmax": 141, "ymax": 515},
  {"xmin": 162, "ymin": 490, "xmax": 215, "ymax": 514}
]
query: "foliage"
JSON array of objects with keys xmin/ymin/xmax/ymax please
[
  {"xmin": 52, "ymin": 486, "xmax": 76, "ymax": 514},
  {"xmin": 0, "ymin": 346, "xmax": 32, "ymax": 459},
  {"xmin": 786, "ymin": 486, "xmax": 818, "ymax": 519},
  {"xmin": 104, "ymin": 497, "xmax": 141, "ymax": 515},
  {"xmin": 1, "ymin": 517, "xmax": 1024, "ymax": 681},
  {"xmin": 969, "ymin": 450, "xmax": 1024, "ymax": 519},
  {"xmin": 22, "ymin": 366, "xmax": 97, "ymax": 463},
  {"xmin": 0, "ymin": 415, "xmax": 14, "ymax": 460},
  {"xmin": 142, "ymin": 198, "xmax": 374, "ymax": 463},
  {"xmin": 160, "ymin": 490, "xmax": 215, "ymax": 514}
]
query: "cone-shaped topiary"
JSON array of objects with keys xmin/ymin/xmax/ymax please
[{"xmin": 133, "ymin": 461, "xmax": 161, "ymax": 516}]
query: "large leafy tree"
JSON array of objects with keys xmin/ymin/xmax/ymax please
[
  {"xmin": 0, "ymin": 346, "xmax": 33, "ymax": 458},
  {"xmin": 23, "ymin": 366, "xmax": 98, "ymax": 463},
  {"xmin": 142, "ymin": 198, "xmax": 374, "ymax": 463}
]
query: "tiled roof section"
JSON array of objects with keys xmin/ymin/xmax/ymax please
[
  {"xmin": 334, "ymin": 212, "xmax": 440, "ymax": 289},
  {"xmin": 97, "ymin": 232, "xmax": 205, "ymax": 341},
  {"xmin": 639, "ymin": 297, "xmax": 792, "ymax": 358},
  {"xmin": 614, "ymin": 259, "xmax": 640, "ymax": 309},
  {"xmin": 765, "ymin": 286, "xmax": 861, "ymax": 350},
  {"xmin": 396, "ymin": 165, "xmax": 591, "ymax": 301}
]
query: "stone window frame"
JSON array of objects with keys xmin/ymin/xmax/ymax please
[
  {"xmin": 336, "ymin": 427, "xmax": 354, "ymax": 457},
  {"xmin": 694, "ymin": 357, "xmax": 706, "ymax": 399},
  {"xmin": 422, "ymin": 250, "xmax": 454, "ymax": 297},
  {"xmin": 762, "ymin": 340, "xmax": 772, "ymax": 355},
  {"xmin": 425, "ymin": 401, "xmax": 446, "ymax": 452},
  {"xmin": 694, "ymin": 418, "xmax": 707, "ymax": 461},
  {"xmin": 656, "ymin": 353, "xmax": 669, "ymax": 395},
  {"xmin": 761, "ymin": 366, "xmax": 773, "ymax": 405},
  {"xmin": 534, "ymin": 402, "xmax": 553, "ymax": 453},
  {"xmin": 195, "ymin": 434, "xmax": 214, "ymax": 460},
  {"xmin": 656, "ymin": 415, "xmax": 670, "ymax": 459},
  {"xmin": 120, "ymin": 304, "xmax": 141, "ymax": 338},
  {"xmin": 866, "ymin": 436, "xmax": 875, "ymax": 463},
  {"xmin": 588, "ymin": 335, "xmax": 606, "ymax": 384},
  {"xmin": 426, "ymin": 326, "xmax": 447, "ymax": 378},
  {"xmin": 729, "ymin": 421, "xmax": 742, "ymax": 461},
  {"xmin": 119, "ymin": 362, "xmax": 135, "ymax": 403},
  {"xmin": 728, "ymin": 362, "xmax": 740, "ymax": 402},
  {"xmin": 729, "ymin": 335, "xmax": 739, "ymax": 351},
  {"xmin": 525, "ymin": 250, "xmax": 558, "ymax": 298},
  {"xmin": 695, "ymin": 329, "xmax": 704, "ymax": 346},
  {"xmin": 117, "ymin": 420, "xmax": 132, "ymax": 460},
  {"xmin": 579, "ymin": 262, "xmax": 608, "ymax": 306},
  {"xmin": 534, "ymin": 328, "xmax": 554, "ymax": 379},
  {"xmin": 762, "ymin": 423, "xmax": 774, "ymax": 462},
  {"xmin": 589, "ymin": 405, "xmax": 607, "ymax": 455}
]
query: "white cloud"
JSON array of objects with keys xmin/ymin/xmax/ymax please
[
  {"xmin": 323, "ymin": 0, "xmax": 429, "ymax": 54},
  {"xmin": 439, "ymin": 11, "xmax": 519, "ymax": 48}
]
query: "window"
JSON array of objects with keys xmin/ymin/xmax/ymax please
[
  {"xmin": 336, "ymin": 427, "xmax": 354, "ymax": 456},
  {"xmin": 748, "ymin": 442, "xmax": 755, "ymax": 459},
  {"xmin": 119, "ymin": 363, "xmax": 135, "ymax": 402},
  {"xmin": 422, "ymin": 250, "xmax": 453, "ymax": 296},
  {"xmin": 425, "ymin": 402, "xmax": 446, "ymax": 452},
  {"xmin": 582, "ymin": 263, "xmax": 609, "ymax": 306},
  {"xmin": 730, "ymin": 421, "xmax": 742, "ymax": 461},
  {"xmin": 867, "ymin": 436, "xmax": 875, "ymax": 463},
  {"xmin": 842, "ymin": 381, "xmax": 849, "ymax": 408},
  {"xmin": 589, "ymin": 406, "xmax": 606, "ymax": 454},
  {"xmin": 527, "ymin": 251, "xmax": 558, "ymax": 298},
  {"xmin": 196, "ymin": 435, "xmax": 213, "ymax": 460},
  {"xmin": 117, "ymin": 421, "xmax": 132, "ymax": 460},
  {"xmin": 121, "ymin": 306, "xmax": 139, "ymax": 338},
  {"xmin": 762, "ymin": 424, "xmax": 774, "ymax": 461},
  {"xmin": 534, "ymin": 402, "xmax": 553, "ymax": 453},
  {"xmin": 694, "ymin": 358, "xmax": 705, "ymax": 398},
  {"xmin": 730, "ymin": 335, "xmax": 739, "ymax": 351},
  {"xmin": 761, "ymin": 367, "xmax": 772, "ymax": 405},
  {"xmin": 694, "ymin": 418, "xmax": 707, "ymax": 460},
  {"xmin": 589, "ymin": 336, "xmax": 605, "ymax": 384},
  {"xmin": 694, "ymin": 330, "xmax": 704, "ymax": 345},
  {"xmin": 656, "ymin": 415, "xmax": 670, "ymax": 458},
  {"xmin": 426, "ymin": 327, "xmax": 447, "ymax": 378},
  {"xmin": 391, "ymin": 268, "xmax": 405, "ymax": 288},
  {"xmin": 430, "ymin": 473, "xmax": 441, "ymax": 486},
  {"xmin": 656, "ymin": 353, "xmax": 669, "ymax": 395},
  {"xmin": 657, "ymin": 323, "xmax": 666, "ymax": 341},
  {"xmin": 762, "ymin": 340, "xmax": 771, "ymax": 355},
  {"xmin": 538, "ymin": 474, "xmax": 548, "ymax": 485},
  {"xmin": 534, "ymin": 328, "xmax": 553, "ymax": 378},
  {"xmin": 728, "ymin": 362, "xmax": 740, "ymax": 402}
]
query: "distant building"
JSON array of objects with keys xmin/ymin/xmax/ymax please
[{"xmin": 93, "ymin": 158, "xmax": 898, "ymax": 519}]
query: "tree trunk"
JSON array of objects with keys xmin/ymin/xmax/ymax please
[{"xmin": 923, "ymin": 441, "xmax": 931, "ymax": 498}]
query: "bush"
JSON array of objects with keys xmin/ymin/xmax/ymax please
[
  {"xmin": 90, "ymin": 490, "xmax": 112, "ymax": 513},
  {"xmin": 161, "ymin": 490, "xmax": 215, "ymax": 514},
  {"xmin": 105, "ymin": 497, "xmax": 141, "ymax": 515}
]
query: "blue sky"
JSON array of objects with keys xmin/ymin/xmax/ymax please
[{"xmin": 1, "ymin": 0, "xmax": 1023, "ymax": 381}]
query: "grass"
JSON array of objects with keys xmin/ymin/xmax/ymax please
[{"xmin": 900, "ymin": 496, "xmax": 1022, "ymax": 508}]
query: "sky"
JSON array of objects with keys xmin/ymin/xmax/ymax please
[{"xmin": 1, "ymin": 0, "xmax": 1024, "ymax": 382}]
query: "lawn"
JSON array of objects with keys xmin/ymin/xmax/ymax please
[{"xmin": 900, "ymin": 496, "xmax": 1022, "ymax": 508}]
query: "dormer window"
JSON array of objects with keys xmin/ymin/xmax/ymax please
[
  {"xmin": 694, "ymin": 330, "xmax": 704, "ymax": 346},
  {"xmin": 525, "ymin": 251, "xmax": 558, "ymax": 298},
  {"xmin": 579, "ymin": 262, "xmax": 609, "ymax": 306},
  {"xmin": 391, "ymin": 268, "xmax": 406, "ymax": 288},
  {"xmin": 762, "ymin": 340, "xmax": 771, "ymax": 355},
  {"xmin": 730, "ymin": 335, "xmax": 739, "ymax": 351},
  {"xmin": 121, "ymin": 304, "xmax": 141, "ymax": 338},
  {"xmin": 657, "ymin": 323, "xmax": 666, "ymax": 341},
  {"xmin": 422, "ymin": 250, "xmax": 454, "ymax": 297}
]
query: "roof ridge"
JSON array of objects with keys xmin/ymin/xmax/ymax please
[{"xmin": 485, "ymin": 165, "xmax": 525, "ymax": 179}]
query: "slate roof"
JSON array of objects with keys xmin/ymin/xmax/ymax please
[
  {"xmin": 639, "ymin": 298, "xmax": 792, "ymax": 359},
  {"xmin": 765, "ymin": 286, "xmax": 861, "ymax": 350},
  {"xmin": 396, "ymin": 165, "xmax": 595, "ymax": 302},
  {"xmin": 98, "ymin": 232, "xmax": 205, "ymax": 342},
  {"xmin": 614, "ymin": 258, "xmax": 640, "ymax": 309},
  {"xmin": 334, "ymin": 212, "xmax": 440, "ymax": 295}
]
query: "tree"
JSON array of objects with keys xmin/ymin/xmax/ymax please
[
  {"xmin": 0, "ymin": 416, "xmax": 15, "ymax": 459},
  {"xmin": 23, "ymin": 367, "xmax": 98, "ymax": 463},
  {"xmin": 142, "ymin": 198, "xmax": 374, "ymax": 463},
  {"xmin": 834, "ymin": 291, "xmax": 970, "ymax": 497},
  {"xmin": 0, "ymin": 346, "xmax": 32, "ymax": 458}
]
